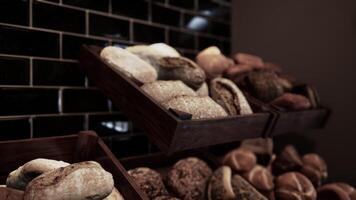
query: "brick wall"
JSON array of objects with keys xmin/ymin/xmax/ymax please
[{"xmin": 0, "ymin": 0, "xmax": 231, "ymax": 157}]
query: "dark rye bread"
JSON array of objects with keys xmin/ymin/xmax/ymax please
[
  {"xmin": 141, "ymin": 80, "xmax": 197, "ymax": 103},
  {"xmin": 128, "ymin": 167, "xmax": 168, "ymax": 199},
  {"xmin": 24, "ymin": 161, "xmax": 114, "ymax": 200},
  {"xmin": 162, "ymin": 96, "xmax": 228, "ymax": 119},
  {"xmin": 210, "ymin": 78, "xmax": 253, "ymax": 115},
  {"xmin": 166, "ymin": 157, "xmax": 212, "ymax": 200},
  {"xmin": 158, "ymin": 57, "xmax": 206, "ymax": 90}
]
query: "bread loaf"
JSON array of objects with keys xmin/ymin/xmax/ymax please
[
  {"xmin": 100, "ymin": 46, "xmax": 158, "ymax": 84},
  {"xmin": 6, "ymin": 158, "xmax": 69, "ymax": 190},
  {"xmin": 150, "ymin": 43, "xmax": 180, "ymax": 57},
  {"xmin": 162, "ymin": 96, "xmax": 228, "ymax": 119},
  {"xmin": 24, "ymin": 161, "xmax": 114, "ymax": 200},
  {"xmin": 141, "ymin": 80, "xmax": 197, "ymax": 103},
  {"xmin": 104, "ymin": 187, "xmax": 125, "ymax": 200}
]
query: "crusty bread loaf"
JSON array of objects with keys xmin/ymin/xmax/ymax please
[
  {"xmin": 158, "ymin": 57, "xmax": 206, "ymax": 90},
  {"xmin": 141, "ymin": 80, "xmax": 197, "ymax": 103},
  {"xmin": 100, "ymin": 46, "xmax": 157, "ymax": 84},
  {"xmin": 162, "ymin": 96, "xmax": 228, "ymax": 119},
  {"xmin": 196, "ymin": 82, "xmax": 209, "ymax": 97},
  {"xmin": 104, "ymin": 187, "xmax": 124, "ymax": 200},
  {"xmin": 6, "ymin": 158, "xmax": 69, "ymax": 190},
  {"xmin": 210, "ymin": 78, "xmax": 253, "ymax": 115},
  {"xmin": 24, "ymin": 161, "xmax": 114, "ymax": 200},
  {"xmin": 150, "ymin": 43, "xmax": 180, "ymax": 57},
  {"xmin": 126, "ymin": 45, "xmax": 162, "ymax": 70},
  {"xmin": 0, "ymin": 187, "xmax": 24, "ymax": 200}
]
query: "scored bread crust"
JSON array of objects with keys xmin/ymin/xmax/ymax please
[
  {"xmin": 207, "ymin": 166, "xmax": 235, "ymax": 200},
  {"xmin": 210, "ymin": 78, "xmax": 253, "ymax": 115},
  {"xmin": 100, "ymin": 46, "xmax": 158, "ymax": 84},
  {"xmin": 231, "ymin": 174, "xmax": 267, "ymax": 200},
  {"xmin": 141, "ymin": 80, "xmax": 197, "ymax": 103},
  {"xmin": 161, "ymin": 96, "xmax": 228, "ymax": 119},
  {"xmin": 24, "ymin": 161, "xmax": 114, "ymax": 200},
  {"xmin": 6, "ymin": 158, "xmax": 69, "ymax": 190}
]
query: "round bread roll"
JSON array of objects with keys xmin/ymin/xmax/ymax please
[
  {"xmin": 141, "ymin": 80, "xmax": 197, "ymax": 103},
  {"xmin": 162, "ymin": 96, "xmax": 228, "ymax": 119},
  {"xmin": 24, "ymin": 161, "xmax": 114, "ymax": 200},
  {"xmin": 128, "ymin": 167, "xmax": 168, "ymax": 199},
  {"xmin": 100, "ymin": 46, "xmax": 158, "ymax": 84},
  {"xmin": 222, "ymin": 148, "xmax": 257, "ymax": 173},
  {"xmin": 166, "ymin": 157, "xmax": 212, "ymax": 200},
  {"xmin": 6, "ymin": 158, "xmax": 69, "ymax": 190}
]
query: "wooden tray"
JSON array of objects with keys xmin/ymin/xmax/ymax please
[
  {"xmin": 119, "ymin": 151, "xmax": 220, "ymax": 200},
  {"xmin": 0, "ymin": 131, "xmax": 146, "ymax": 200},
  {"xmin": 79, "ymin": 45, "xmax": 274, "ymax": 154},
  {"xmin": 249, "ymin": 84, "xmax": 330, "ymax": 136}
]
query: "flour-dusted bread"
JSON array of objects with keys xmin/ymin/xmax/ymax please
[
  {"xmin": 6, "ymin": 158, "xmax": 69, "ymax": 190},
  {"xmin": 104, "ymin": 188, "xmax": 125, "ymax": 200},
  {"xmin": 126, "ymin": 45, "xmax": 162, "ymax": 70},
  {"xmin": 150, "ymin": 43, "xmax": 181, "ymax": 57},
  {"xmin": 210, "ymin": 78, "xmax": 253, "ymax": 115},
  {"xmin": 100, "ymin": 46, "xmax": 158, "ymax": 84},
  {"xmin": 141, "ymin": 80, "xmax": 197, "ymax": 103},
  {"xmin": 196, "ymin": 82, "xmax": 209, "ymax": 97},
  {"xmin": 24, "ymin": 161, "xmax": 114, "ymax": 200},
  {"xmin": 0, "ymin": 187, "xmax": 24, "ymax": 200},
  {"xmin": 162, "ymin": 96, "xmax": 228, "ymax": 119}
]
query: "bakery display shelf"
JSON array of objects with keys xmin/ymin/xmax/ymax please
[
  {"xmin": 79, "ymin": 45, "xmax": 274, "ymax": 154},
  {"xmin": 0, "ymin": 131, "xmax": 146, "ymax": 200},
  {"xmin": 247, "ymin": 84, "xmax": 330, "ymax": 137}
]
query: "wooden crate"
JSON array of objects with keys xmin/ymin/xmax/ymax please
[
  {"xmin": 0, "ymin": 131, "xmax": 146, "ymax": 200},
  {"xmin": 79, "ymin": 45, "xmax": 273, "ymax": 154}
]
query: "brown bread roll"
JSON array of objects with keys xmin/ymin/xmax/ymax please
[
  {"xmin": 24, "ymin": 161, "xmax": 114, "ymax": 200},
  {"xmin": 166, "ymin": 157, "xmax": 212, "ymax": 200},
  {"xmin": 222, "ymin": 148, "xmax": 257, "ymax": 173},
  {"xmin": 6, "ymin": 158, "xmax": 69, "ymax": 190},
  {"xmin": 240, "ymin": 138, "xmax": 274, "ymax": 166},
  {"xmin": 0, "ymin": 187, "xmax": 24, "ymax": 200},
  {"xmin": 317, "ymin": 183, "xmax": 356, "ymax": 200},
  {"xmin": 301, "ymin": 153, "xmax": 328, "ymax": 187},
  {"xmin": 196, "ymin": 46, "xmax": 234, "ymax": 79},
  {"xmin": 141, "ymin": 80, "xmax": 197, "ymax": 103},
  {"xmin": 233, "ymin": 53, "xmax": 264, "ymax": 68},
  {"xmin": 207, "ymin": 166, "xmax": 236, "ymax": 200},
  {"xmin": 271, "ymin": 93, "xmax": 312, "ymax": 110},
  {"xmin": 243, "ymin": 165, "xmax": 274, "ymax": 192},
  {"xmin": 128, "ymin": 167, "xmax": 168, "ymax": 199},
  {"xmin": 272, "ymin": 145, "xmax": 303, "ymax": 175},
  {"xmin": 275, "ymin": 172, "xmax": 316, "ymax": 200},
  {"xmin": 100, "ymin": 46, "xmax": 158, "ymax": 84},
  {"xmin": 158, "ymin": 57, "xmax": 206, "ymax": 89},
  {"xmin": 210, "ymin": 78, "xmax": 253, "ymax": 115},
  {"xmin": 231, "ymin": 174, "xmax": 268, "ymax": 200},
  {"xmin": 162, "ymin": 96, "xmax": 228, "ymax": 119}
]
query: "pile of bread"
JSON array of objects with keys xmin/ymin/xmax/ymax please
[
  {"xmin": 101, "ymin": 43, "xmax": 316, "ymax": 118},
  {"xmin": 100, "ymin": 44, "xmax": 253, "ymax": 119},
  {"xmin": 127, "ymin": 138, "xmax": 356, "ymax": 200},
  {"xmin": 0, "ymin": 159, "xmax": 124, "ymax": 200}
]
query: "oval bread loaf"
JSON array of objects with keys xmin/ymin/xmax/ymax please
[{"xmin": 24, "ymin": 161, "xmax": 114, "ymax": 200}]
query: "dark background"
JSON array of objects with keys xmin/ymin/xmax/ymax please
[{"xmin": 232, "ymin": 0, "xmax": 356, "ymax": 184}]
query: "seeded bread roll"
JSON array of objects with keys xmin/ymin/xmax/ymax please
[
  {"xmin": 141, "ymin": 80, "xmax": 197, "ymax": 103},
  {"xmin": 24, "ymin": 161, "xmax": 114, "ymax": 200},
  {"xmin": 166, "ymin": 157, "xmax": 212, "ymax": 200},
  {"xmin": 100, "ymin": 46, "xmax": 158, "ymax": 84},
  {"xmin": 128, "ymin": 167, "xmax": 168, "ymax": 199},
  {"xmin": 6, "ymin": 158, "xmax": 69, "ymax": 190},
  {"xmin": 162, "ymin": 96, "xmax": 228, "ymax": 119},
  {"xmin": 158, "ymin": 57, "xmax": 206, "ymax": 89},
  {"xmin": 210, "ymin": 78, "xmax": 253, "ymax": 115}
]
